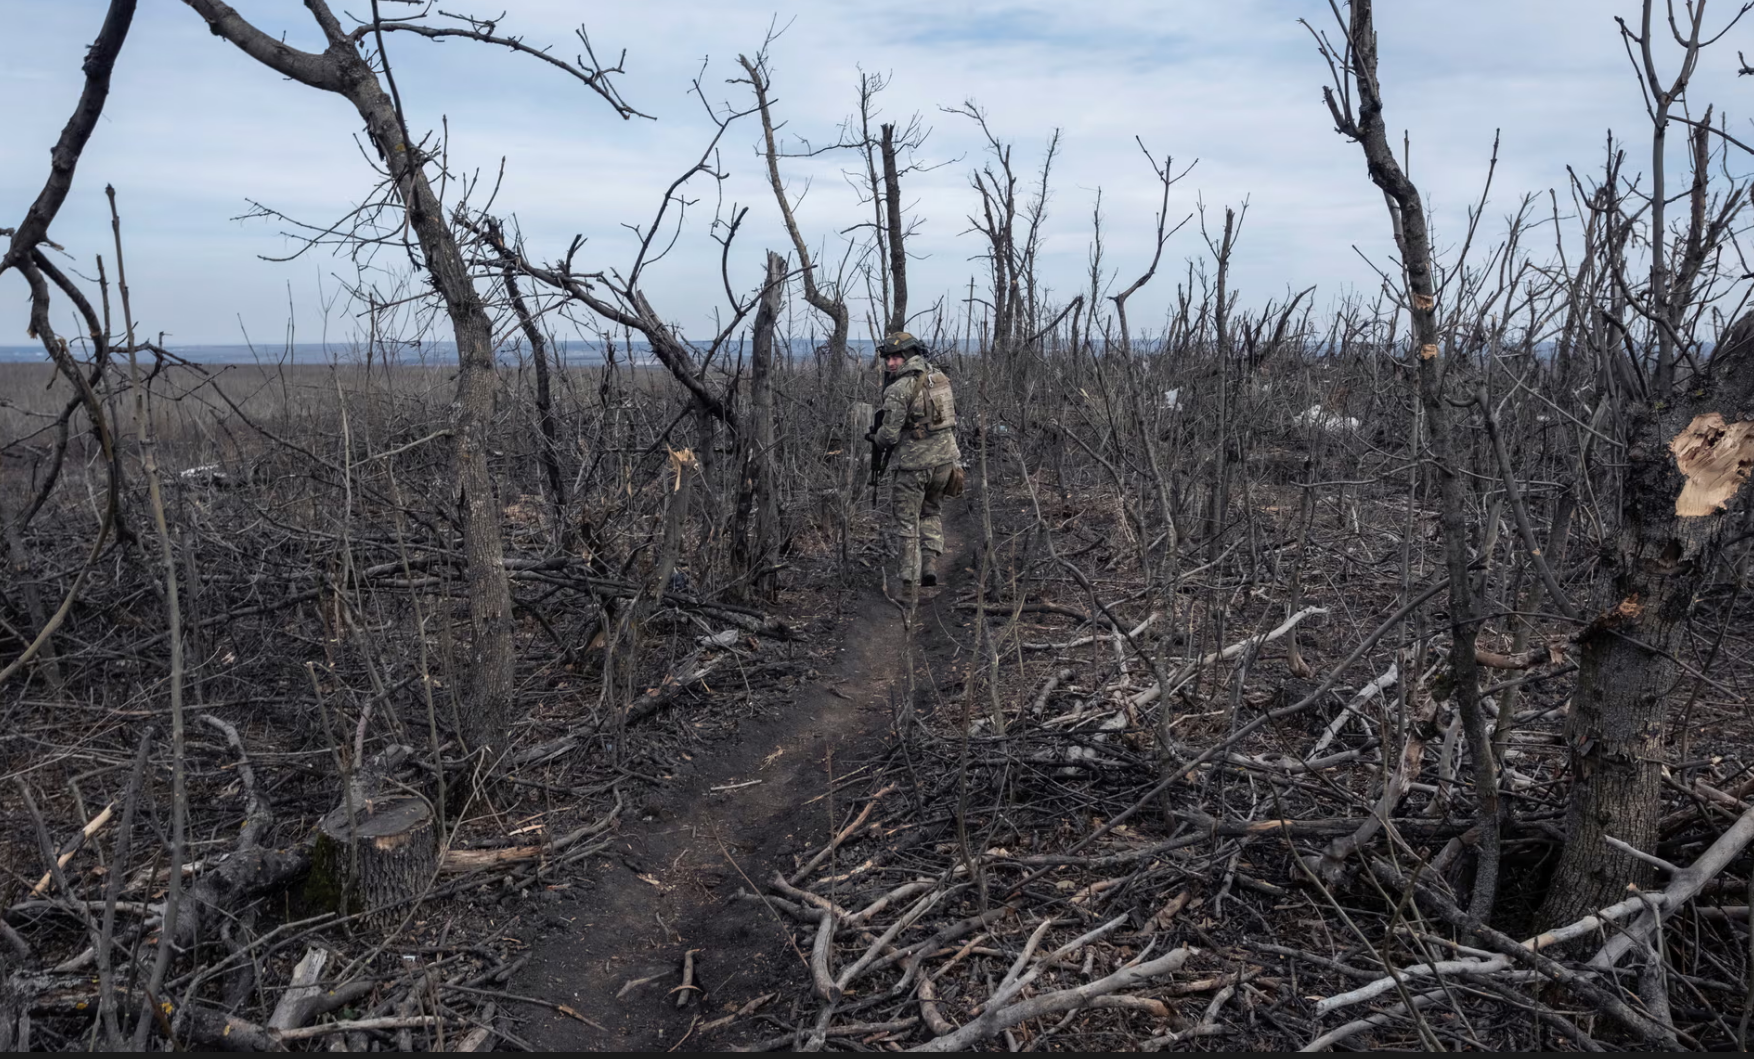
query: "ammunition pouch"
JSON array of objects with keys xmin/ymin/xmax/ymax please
[{"xmin": 943, "ymin": 464, "xmax": 966, "ymax": 498}]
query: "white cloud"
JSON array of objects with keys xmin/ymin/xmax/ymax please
[{"xmin": 3, "ymin": 0, "xmax": 1749, "ymax": 346}]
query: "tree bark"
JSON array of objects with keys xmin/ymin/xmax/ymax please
[
  {"xmin": 182, "ymin": 0, "xmax": 517, "ymax": 754},
  {"xmin": 881, "ymin": 123, "xmax": 909, "ymax": 335}
]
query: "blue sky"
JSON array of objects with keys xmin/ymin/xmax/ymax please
[{"xmin": 3, "ymin": 1, "xmax": 1750, "ymax": 346}]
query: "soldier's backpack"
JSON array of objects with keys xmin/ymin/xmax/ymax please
[{"xmin": 908, "ymin": 368, "xmax": 958, "ymax": 439}]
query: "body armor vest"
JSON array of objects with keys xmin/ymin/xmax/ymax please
[{"xmin": 908, "ymin": 369, "xmax": 958, "ymax": 439}]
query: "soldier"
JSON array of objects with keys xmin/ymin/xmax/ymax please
[{"xmin": 868, "ymin": 331, "xmax": 962, "ymax": 594}]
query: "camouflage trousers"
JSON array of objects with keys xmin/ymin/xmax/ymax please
[{"xmin": 889, "ymin": 462, "xmax": 955, "ymax": 583}]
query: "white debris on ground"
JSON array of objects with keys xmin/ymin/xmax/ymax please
[
  {"xmin": 1292, "ymin": 403, "xmax": 1361, "ymax": 433},
  {"xmin": 175, "ymin": 464, "xmax": 236, "ymax": 486}
]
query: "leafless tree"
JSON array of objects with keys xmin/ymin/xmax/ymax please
[
  {"xmin": 739, "ymin": 50, "xmax": 850, "ymax": 362},
  {"xmin": 1541, "ymin": 0, "xmax": 1754, "ymax": 927},
  {"xmin": 177, "ymin": 0, "xmax": 640, "ymax": 753},
  {"xmin": 1308, "ymin": 0, "xmax": 1500, "ymax": 916},
  {"xmin": 0, "ymin": 0, "xmax": 135, "ymax": 692}
]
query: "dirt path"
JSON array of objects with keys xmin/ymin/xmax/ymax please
[{"xmin": 514, "ymin": 521, "xmax": 969, "ymax": 1051}]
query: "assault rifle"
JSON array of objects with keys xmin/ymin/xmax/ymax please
[{"xmin": 866, "ymin": 409, "xmax": 892, "ymax": 507}]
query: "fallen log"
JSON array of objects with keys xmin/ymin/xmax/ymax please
[
  {"xmin": 1129, "ymin": 605, "xmax": 1329, "ymax": 709},
  {"xmin": 736, "ymin": 1018, "xmax": 919, "ymax": 1052},
  {"xmin": 954, "ymin": 600, "xmax": 1096, "ymax": 625},
  {"xmin": 624, "ymin": 649, "xmax": 726, "ymax": 725},
  {"xmin": 440, "ymin": 845, "xmax": 544, "ymax": 874},
  {"xmin": 267, "ymin": 947, "xmax": 328, "ymax": 1031},
  {"xmin": 1172, "ymin": 809, "xmax": 1476, "ymax": 840},
  {"xmin": 174, "ymin": 849, "xmax": 310, "ymax": 950},
  {"xmin": 1023, "ymin": 614, "xmax": 1158, "ymax": 652},
  {"xmin": 1659, "ymin": 771, "xmax": 1754, "ymax": 836},
  {"xmin": 175, "ymin": 1006, "xmax": 447, "ymax": 1051},
  {"xmin": 263, "ymin": 947, "xmax": 374, "ymax": 1034},
  {"xmin": 1308, "ymin": 664, "xmax": 1397, "ymax": 756},
  {"xmin": 1474, "ymin": 639, "xmax": 1566, "ymax": 670}
]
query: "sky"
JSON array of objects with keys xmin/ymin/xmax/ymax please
[{"xmin": 2, "ymin": 0, "xmax": 1751, "ymax": 348}]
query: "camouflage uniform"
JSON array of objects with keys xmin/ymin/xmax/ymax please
[{"xmin": 875, "ymin": 352, "xmax": 961, "ymax": 585}]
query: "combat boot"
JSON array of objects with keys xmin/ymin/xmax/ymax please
[{"xmin": 920, "ymin": 554, "xmax": 940, "ymax": 587}]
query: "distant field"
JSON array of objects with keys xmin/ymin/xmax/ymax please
[
  {"xmin": 0, "ymin": 337, "xmax": 892, "ymax": 366},
  {"xmin": 0, "ymin": 341, "xmax": 596, "ymax": 365},
  {"xmin": 0, "ymin": 357, "xmax": 677, "ymax": 470}
]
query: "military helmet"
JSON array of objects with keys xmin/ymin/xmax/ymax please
[{"xmin": 877, "ymin": 331, "xmax": 921, "ymax": 358}]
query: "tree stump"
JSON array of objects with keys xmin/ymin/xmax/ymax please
[{"xmin": 308, "ymin": 797, "xmax": 436, "ymax": 921}]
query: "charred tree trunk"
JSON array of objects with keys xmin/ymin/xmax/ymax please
[
  {"xmin": 183, "ymin": 0, "xmax": 517, "ymax": 755},
  {"xmin": 753, "ymin": 252, "xmax": 784, "ymax": 598},
  {"xmin": 505, "ymin": 263, "xmax": 569, "ymax": 550},
  {"xmin": 733, "ymin": 252, "xmax": 785, "ymax": 599},
  {"xmin": 335, "ymin": 55, "xmax": 515, "ymax": 760},
  {"xmin": 1, "ymin": 510, "xmax": 62, "ymax": 693},
  {"xmin": 881, "ymin": 122, "xmax": 909, "ymax": 335},
  {"xmin": 1319, "ymin": 0, "xmax": 1499, "ymax": 916},
  {"xmin": 653, "ymin": 446, "xmax": 695, "ymax": 607},
  {"xmin": 1542, "ymin": 318, "xmax": 1754, "ymax": 925},
  {"xmin": 1205, "ymin": 208, "xmax": 1236, "ymax": 562},
  {"xmin": 1542, "ymin": 7, "xmax": 1751, "ymax": 927}
]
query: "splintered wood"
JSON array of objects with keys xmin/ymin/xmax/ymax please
[{"xmin": 1671, "ymin": 411, "xmax": 1754, "ymax": 517}]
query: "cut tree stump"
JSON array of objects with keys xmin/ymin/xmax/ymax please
[{"xmin": 308, "ymin": 797, "xmax": 436, "ymax": 921}]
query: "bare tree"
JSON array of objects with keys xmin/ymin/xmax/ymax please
[
  {"xmin": 0, "ymin": 0, "xmax": 136, "ymax": 685},
  {"xmin": 489, "ymin": 219, "xmax": 571, "ymax": 550},
  {"xmin": 1618, "ymin": 1, "xmax": 1740, "ymax": 394},
  {"xmin": 0, "ymin": 3, "xmax": 137, "ymax": 1045},
  {"xmin": 1542, "ymin": 0, "xmax": 1754, "ymax": 927},
  {"xmin": 732, "ymin": 251, "xmax": 787, "ymax": 599},
  {"xmin": 947, "ymin": 103, "xmax": 1059, "ymax": 373},
  {"xmin": 178, "ymin": 0, "xmax": 636, "ymax": 753},
  {"xmin": 739, "ymin": 52, "xmax": 850, "ymax": 361},
  {"xmin": 1309, "ymin": 0, "xmax": 1500, "ymax": 916}
]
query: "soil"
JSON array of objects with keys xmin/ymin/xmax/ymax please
[{"xmin": 511, "ymin": 517, "xmax": 970, "ymax": 1051}]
